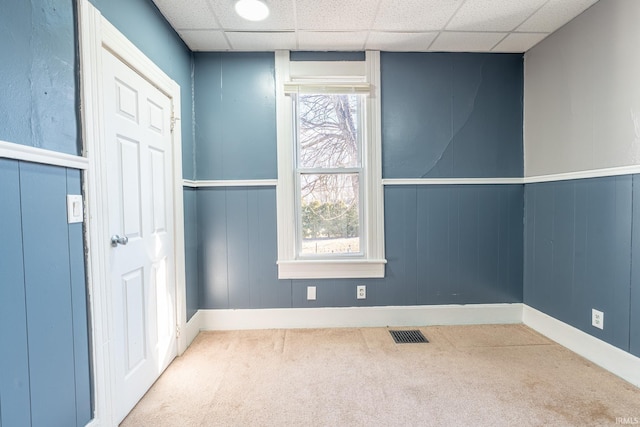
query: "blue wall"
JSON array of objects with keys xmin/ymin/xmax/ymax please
[
  {"xmin": 524, "ymin": 176, "xmax": 639, "ymax": 356},
  {"xmin": 0, "ymin": 0, "xmax": 92, "ymax": 425},
  {"xmin": 193, "ymin": 52, "xmax": 525, "ymax": 310},
  {"xmin": 184, "ymin": 188, "xmax": 199, "ymax": 319},
  {"xmin": 0, "ymin": 0, "xmax": 78, "ymax": 155},
  {"xmin": 381, "ymin": 53, "xmax": 523, "ymax": 179},
  {"xmin": 190, "ymin": 52, "xmax": 523, "ymax": 180},
  {"xmin": 0, "ymin": 159, "xmax": 91, "ymax": 427},
  {"xmin": 194, "ymin": 53, "xmax": 277, "ymax": 180},
  {"xmin": 196, "ymin": 186, "xmax": 523, "ymax": 309},
  {"xmin": 631, "ymin": 176, "xmax": 640, "ymax": 357},
  {"xmin": 197, "ymin": 187, "xmax": 288, "ymax": 308}
]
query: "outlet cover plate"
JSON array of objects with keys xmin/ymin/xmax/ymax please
[
  {"xmin": 592, "ymin": 309, "xmax": 604, "ymax": 330},
  {"xmin": 357, "ymin": 285, "xmax": 366, "ymax": 300},
  {"xmin": 307, "ymin": 286, "xmax": 316, "ymax": 301}
]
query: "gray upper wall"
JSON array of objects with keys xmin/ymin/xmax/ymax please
[
  {"xmin": 524, "ymin": 0, "xmax": 640, "ymax": 176},
  {"xmin": 0, "ymin": 0, "xmax": 78, "ymax": 155}
]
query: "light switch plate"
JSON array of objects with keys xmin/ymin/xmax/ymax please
[{"xmin": 67, "ymin": 195, "xmax": 84, "ymax": 223}]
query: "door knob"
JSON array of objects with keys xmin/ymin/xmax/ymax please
[{"xmin": 111, "ymin": 235, "xmax": 129, "ymax": 247}]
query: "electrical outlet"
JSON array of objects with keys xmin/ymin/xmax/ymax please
[
  {"xmin": 357, "ymin": 285, "xmax": 366, "ymax": 300},
  {"xmin": 307, "ymin": 286, "xmax": 316, "ymax": 301},
  {"xmin": 592, "ymin": 309, "xmax": 604, "ymax": 330}
]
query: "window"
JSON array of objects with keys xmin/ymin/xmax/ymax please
[
  {"xmin": 296, "ymin": 93, "xmax": 363, "ymax": 257},
  {"xmin": 275, "ymin": 51, "xmax": 385, "ymax": 279}
]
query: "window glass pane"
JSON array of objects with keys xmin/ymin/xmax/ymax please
[
  {"xmin": 297, "ymin": 94, "xmax": 361, "ymax": 169},
  {"xmin": 299, "ymin": 173, "xmax": 360, "ymax": 256}
]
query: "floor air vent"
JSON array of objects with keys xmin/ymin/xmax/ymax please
[{"xmin": 389, "ymin": 330, "xmax": 429, "ymax": 344}]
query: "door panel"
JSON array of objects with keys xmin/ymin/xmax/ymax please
[
  {"xmin": 148, "ymin": 99, "xmax": 164, "ymax": 134},
  {"xmin": 150, "ymin": 147, "xmax": 167, "ymax": 233},
  {"xmin": 103, "ymin": 48, "xmax": 177, "ymax": 423},
  {"xmin": 122, "ymin": 267, "xmax": 146, "ymax": 373},
  {"xmin": 118, "ymin": 136, "xmax": 143, "ymax": 239},
  {"xmin": 115, "ymin": 79, "xmax": 140, "ymax": 126}
]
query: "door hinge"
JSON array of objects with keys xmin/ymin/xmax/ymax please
[{"xmin": 176, "ymin": 325, "xmax": 181, "ymax": 339}]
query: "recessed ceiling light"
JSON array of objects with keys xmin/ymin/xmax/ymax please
[{"xmin": 235, "ymin": 0, "xmax": 269, "ymax": 21}]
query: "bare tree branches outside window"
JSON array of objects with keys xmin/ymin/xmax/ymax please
[{"xmin": 296, "ymin": 94, "xmax": 363, "ymax": 255}]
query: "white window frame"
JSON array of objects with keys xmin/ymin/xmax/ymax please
[
  {"xmin": 275, "ymin": 51, "xmax": 386, "ymax": 279},
  {"xmin": 294, "ymin": 92, "xmax": 365, "ymax": 259}
]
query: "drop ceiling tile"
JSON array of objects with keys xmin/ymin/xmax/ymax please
[
  {"xmin": 366, "ymin": 32, "xmax": 438, "ymax": 51},
  {"xmin": 226, "ymin": 32, "xmax": 297, "ymax": 50},
  {"xmin": 178, "ymin": 30, "xmax": 230, "ymax": 51},
  {"xmin": 152, "ymin": 0, "xmax": 219, "ymax": 30},
  {"xmin": 447, "ymin": 0, "xmax": 547, "ymax": 32},
  {"xmin": 491, "ymin": 32, "xmax": 548, "ymax": 52},
  {"xmin": 517, "ymin": 0, "xmax": 598, "ymax": 33},
  {"xmin": 296, "ymin": 0, "xmax": 379, "ymax": 31},
  {"xmin": 430, "ymin": 32, "xmax": 507, "ymax": 52},
  {"xmin": 297, "ymin": 32, "xmax": 368, "ymax": 51},
  {"xmin": 372, "ymin": 0, "xmax": 464, "ymax": 31},
  {"xmin": 212, "ymin": 0, "xmax": 295, "ymax": 31},
  {"xmin": 155, "ymin": 0, "xmax": 598, "ymax": 53}
]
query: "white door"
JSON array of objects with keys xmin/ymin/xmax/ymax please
[{"xmin": 102, "ymin": 48, "xmax": 177, "ymax": 423}]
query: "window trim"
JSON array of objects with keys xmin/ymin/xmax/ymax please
[
  {"xmin": 275, "ymin": 51, "xmax": 386, "ymax": 279},
  {"xmin": 294, "ymin": 92, "xmax": 365, "ymax": 259}
]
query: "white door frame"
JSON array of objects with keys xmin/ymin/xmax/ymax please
[{"xmin": 78, "ymin": 1, "xmax": 188, "ymax": 425}]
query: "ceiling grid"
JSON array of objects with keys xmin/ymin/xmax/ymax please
[{"xmin": 151, "ymin": 0, "xmax": 599, "ymax": 52}]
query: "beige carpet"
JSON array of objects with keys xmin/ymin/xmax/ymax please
[{"xmin": 121, "ymin": 325, "xmax": 639, "ymax": 426}]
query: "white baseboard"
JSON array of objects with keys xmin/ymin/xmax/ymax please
[
  {"xmin": 523, "ymin": 305, "xmax": 640, "ymax": 388},
  {"xmin": 198, "ymin": 303, "xmax": 523, "ymax": 331},
  {"xmin": 184, "ymin": 311, "xmax": 202, "ymax": 349}
]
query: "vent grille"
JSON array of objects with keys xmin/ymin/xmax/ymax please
[{"xmin": 389, "ymin": 330, "xmax": 429, "ymax": 344}]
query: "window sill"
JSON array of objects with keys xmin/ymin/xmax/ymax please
[{"xmin": 277, "ymin": 259, "xmax": 387, "ymax": 279}]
